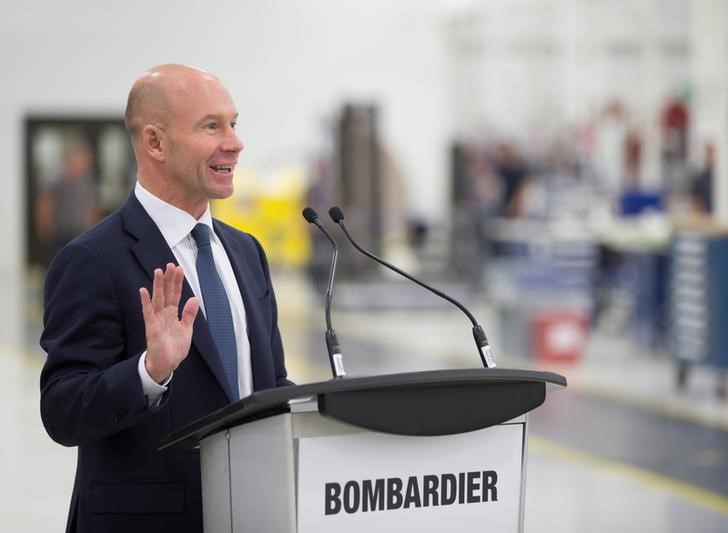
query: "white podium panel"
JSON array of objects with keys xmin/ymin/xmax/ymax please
[
  {"xmin": 165, "ymin": 369, "xmax": 566, "ymax": 533},
  {"xmin": 297, "ymin": 421, "xmax": 525, "ymax": 533}
]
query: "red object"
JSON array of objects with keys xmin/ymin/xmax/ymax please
[{"xmin": 532, "ymin": 312, "xmax": 588, "ymax": 363}]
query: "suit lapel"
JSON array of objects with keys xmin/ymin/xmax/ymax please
[{"xmin": 120, "ymin": 194, "xmax": 236, "ymax": 402}]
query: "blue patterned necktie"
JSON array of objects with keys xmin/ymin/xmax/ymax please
[{"xmin": 191, "ymin": 223, "xmax": 239, "ymax": 401}]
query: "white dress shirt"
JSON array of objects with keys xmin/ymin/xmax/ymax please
[{"xmin": 134, "ymin": 181, "xmax": 253, "ymax": 404}]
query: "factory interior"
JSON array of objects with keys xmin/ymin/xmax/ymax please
[{"xmin": 1, "ymin": 1, "xmax": 727, "ymax": 531}]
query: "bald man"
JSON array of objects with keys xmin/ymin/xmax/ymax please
[{"xmin": 40, "ymin": 65, "xmax": 292, "ymax": 533}]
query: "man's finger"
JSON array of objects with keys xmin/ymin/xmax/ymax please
[
  {"xmin": 163, "ymin": 263, "xmax": 176, "ymax": 307},
  {"xmin": 139, "ymin": 287, "xmax": 153, "ymax": 322},
  {"xmin": 180, "ymin": 296, "xmax": 200, "ymax": 330},
  {"xmin": 169, "ymin": 265, "xmax": 184, "ymax": 308},
  {"xmin": 151, "ymin": 268, "xmax": 164, "ymax": 312}
]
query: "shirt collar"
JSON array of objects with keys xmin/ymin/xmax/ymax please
[{"xmin": 134, "ymin": 181, "xmax": 216, "ymax": 249}]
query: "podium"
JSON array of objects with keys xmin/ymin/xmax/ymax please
[{"xmin": 160, "ymin": 368, "xmax": 566, "ymax": 533}]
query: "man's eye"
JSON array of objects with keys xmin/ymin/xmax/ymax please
[
  {"xmin": 230, "ymin": 122, "xmax": 237, "ymax": 129},
  {"xmin": 206, "ymin": 123, "xmax": 218, "ymax": 130}
]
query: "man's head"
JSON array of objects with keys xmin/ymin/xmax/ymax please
[{"xmin": 125, "ymin": 64, "xmax": 243, "ymax": 217}]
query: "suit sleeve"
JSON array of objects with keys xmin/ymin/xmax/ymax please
[
  {"xmin": 39, "ymin": 241, "xmax": 164, "ymax": 447},
  {"xmin": 250, "ymin": 235, "xmax": 294, "ymax": 387}
]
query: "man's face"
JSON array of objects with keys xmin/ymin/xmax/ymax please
[{"xmin": 163, "ymin": 78, "xmax": 243, "ymax": 209}]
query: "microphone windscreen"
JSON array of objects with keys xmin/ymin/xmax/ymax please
[
  {"xmin": 329, "ymin": 206, "xmax": 344, "ymax": 222},
  {"xmin": 302, "ymin": 207, "xmax": 319, "ymax": 223}
]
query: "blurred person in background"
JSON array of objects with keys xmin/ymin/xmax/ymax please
[
  {"xmin": 623, "ymin": 127, "xmax": 643, "ymax": 190},
  {"xmin": 39, "ymin": 64, "xmax": 292, "ymax": 532},
  {"xmin": 493, "ymin": 142, "xmax": 530, "ymax": 218},
  {"xmin": 34, "ymin": 137, "xmax": 99, "ymax": 266}
]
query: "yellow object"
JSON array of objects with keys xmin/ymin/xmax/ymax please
[{"xmin": 212, "ymin": 166, "xmax": 311, "ymax": 267}]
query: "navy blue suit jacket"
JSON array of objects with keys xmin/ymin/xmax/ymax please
[{"xmin": 40, "ymin": 192, "xmax": 292, "ymax": 532}]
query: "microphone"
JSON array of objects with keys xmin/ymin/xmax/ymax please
[
  {"xmin": 328, "ymin": 206, "xmax": 496, "ymax": 368},
  {"xmin": 302, "ymin": 207, "xmax": 346, "ymax": 378}
]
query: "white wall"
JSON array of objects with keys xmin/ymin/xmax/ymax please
[{"xmin": 0, "ymin": 0, "xmax": 452, "ymax": 346}]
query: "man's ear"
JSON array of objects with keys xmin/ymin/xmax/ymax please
[{"xmin": 141, "ymin": 125, "xmax": 166, "ymax": 162}]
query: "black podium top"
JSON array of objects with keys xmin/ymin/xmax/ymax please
[{"xmin": 159, "ymin": 368, "xmax": 566, "ymax": 451}]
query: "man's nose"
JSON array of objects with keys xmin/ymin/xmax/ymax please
[{"xmin": 223, "ymin": 129, "xmax": 244, "ymax": 153}]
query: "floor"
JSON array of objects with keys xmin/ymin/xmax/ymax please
[{"xmin": 2, "ymin": 271, "xmax": 727, "ymax": 532}]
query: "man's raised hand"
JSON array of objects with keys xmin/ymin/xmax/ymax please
[{"xmin": 139, "ymin": 263, "xmax": 200, "ymax": 383}]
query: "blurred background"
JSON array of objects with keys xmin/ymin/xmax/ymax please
[{"xmin": 2, "ymin": 0, "xmax": 728, "ymax": 531}]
